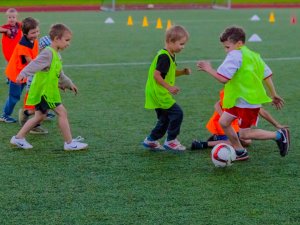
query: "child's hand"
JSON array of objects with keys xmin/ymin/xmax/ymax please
[
  {"xmin": 275, "ymin": 124, "xmax": 289, "ymax": 129},
  {"xmin": 183, "ymin": 68, "xmax": 191, "ymax": 75},
  {"xmin": 70, "ymin": 84, "xmax": 78, "ymax": 95},
  {"xmin": 6, "ymin": 29, "xmax": 11, "ymax": 37},
  {"xmin": 16, "ymin": 74, "xmax": 25, "ymax": 83},
  {"xmin": 168, "ymin": 86, "xmax": 180, "ymax": 95},
  {"xmin": 197, "ymin": 61, "xmax": 212, "ymax": 72},
  {"xmin": 272, "ymin": 95, "xmax": 284, "ymax": 110}
]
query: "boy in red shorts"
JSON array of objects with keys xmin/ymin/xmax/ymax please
[{"xmin": 197, "ymin": 26, "xmax": 290, "ymax": 160}]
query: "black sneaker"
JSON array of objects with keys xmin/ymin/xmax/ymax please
[
  {"xmin": 276, "ymin": 128, "xmax": 290, "ymax": 157},
  {"xmin": 235, "ymin": 149, "xmax": 249, "ymax": 161},
  {"xmin": 207, "ymin": 135, "xmax": 217, "ymax": 142},
  {"xmin": 191, "ymin": 140, "xmax": 205, "ymax": 150}
]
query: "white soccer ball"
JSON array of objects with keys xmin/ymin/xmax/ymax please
[{"xmin": 211, "ymin": 143, "xmax": 236, "ymax": 167}]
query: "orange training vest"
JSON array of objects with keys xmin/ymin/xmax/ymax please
[{"xmin": 206, "ymin": 89, "xmax": 239, "ymax": 135}]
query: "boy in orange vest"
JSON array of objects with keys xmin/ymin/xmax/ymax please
[
  {"xmin": 0, "ymin": 8, "xmax": 22, "ymax": 83},
  {"xmin": 0, "ymin": 17, "xmax": 39, "ymax": 123}
]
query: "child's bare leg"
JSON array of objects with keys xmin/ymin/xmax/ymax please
[
  {"xmin": 239, "ymin": 128, "xmax": 276, "ymax": 140},
  {"xmin": 16, "ymin": 111, "xmax": 45, "ymax": 138},
  {"xmin": 219, "ymin": 112, "xmax": 244, "ymax": 150},
  {"xmin": 54, "ymin": 104, "xmax": 72, "ymax": 144}
]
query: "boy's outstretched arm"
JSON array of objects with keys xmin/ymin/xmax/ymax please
[
  {"xmin": 176, "ymin": 68, "xmax": 191, "ymax": 77},
  {"xmin": 259, "ymin": 108, "xmax": 289, "ymax": 129},
  {"xmin": 197, "ymin": 61, "xmax": 228, "ymax": 83},
  {"xmin": 264, "ymin": 76, "xmax": 284, "ymax": 110}
]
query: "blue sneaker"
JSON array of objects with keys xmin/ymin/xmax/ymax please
[{"xmin": 0, "ymin": 115, "xmax": 17, "ymax": 123}]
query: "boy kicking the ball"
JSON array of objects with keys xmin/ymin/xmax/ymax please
[{"xmin": 197, "ymin": 26, "xmax": 290, "ymax": 160}]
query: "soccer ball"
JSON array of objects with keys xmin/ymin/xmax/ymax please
[{"xmin": 211, "ymin": 143, "xmax": 236, "ymax": 167}]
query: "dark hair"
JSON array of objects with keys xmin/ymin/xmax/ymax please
[
  {"xmin": 22, "ymin": 17, "xmax": 39, "ymax": 35},
  {"xmin": 219, "ymin": 26, "xmax": 246, "ymax": 44},
  {"xmin": 165, "ymin": 25, "xmax": 189, "ymax": 43},
  {"xmin": 49, "ymin": 23, "xmax": 72, "ymax": 41}
]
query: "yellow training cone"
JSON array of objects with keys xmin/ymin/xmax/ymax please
[
  {"xmin": 166, "ymin": 19, "xmax": 172, "ymax": 30},
  {"xmin": 127, "ymin": 16, "xmax": 133, "ymax": 26},
  {"xmin": 269, "ymin": 12, "xmax": 275, "ymax": 23},
  {"xmin": 142, "ymin": 16, "xmax": 148, "ymax": 27},
  {"xmin": 156, "ymin": 18, "xmax": 163, "ymax": 29}
]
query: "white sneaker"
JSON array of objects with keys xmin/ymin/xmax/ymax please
[
  {"xmin": 163, "ymin": 139, "xmax": 186, "ymax": 151},
  {"xmin": 64, "ymin": 140, "xmax": 88, "ymax": 151},
  {"xmin": 142, "ymin": 137, "xmax": 164, "ymax": 150},
  {"xmin": 10, "ymin": 136, "xmax": 33, "ymax": 149}
]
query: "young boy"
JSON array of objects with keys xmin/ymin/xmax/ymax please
[
  {"xmin": 10, "ymin": 23, "xmax": 88, "ymax": 151},
  {"xmin": 191, "ymin": 89, "xmax": 289, "ymax": 150},
  {"xmin": 0, "ymin": 17, "xmax": 39, "ymax": 123},
  {"xmin": 143, "ymin": 25, "xmax": 191, "ymax": 151},
  {"xmin": 197, "ymin": 26, "xmax": 290, "ymax": 160},
  {"xmin": 0, "ymin": 8, "xmax": 22, "ymax": 63},
  {"xmin": 18, "ymin": 35, "xmax": 54, "ymax": 134}
]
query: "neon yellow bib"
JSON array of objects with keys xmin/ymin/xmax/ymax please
[
  {"xmin": 223, "ymin": 46, "xmax": 272, "ymax": 108},
  {"xmin": 27, "ymin": 47, "xmax": 62, "ymax": 108},
  {"xmin": 145, "ymin": 49, "xmax": 176, "ymax": 109}
]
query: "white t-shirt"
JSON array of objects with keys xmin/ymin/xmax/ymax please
[{"xmin": 217, "ymin": 50, "xmax": 272, "ymax": 108}]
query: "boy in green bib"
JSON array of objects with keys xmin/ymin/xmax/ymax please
[
  {"xmin": 10, "ymin": 24, "xmax": 88, "ymax": 151},
  {"xmin": 197, "ymin": 26, "xmax": 290, "ymax": 160},
  {"xmin": 143, "ymin": 25, "xmax": 191, "ymax": 151}
]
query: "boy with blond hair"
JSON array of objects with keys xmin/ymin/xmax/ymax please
[
  {"xmin": 143, "ymin": 25, "xmax": 191, "ymax": 151},
  {"xmin": 10, "ymin": 23, "xmax": 88, "ymax": 151}
]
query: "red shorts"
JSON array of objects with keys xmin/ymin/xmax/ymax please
[{"xmin": 224, "ymin": 107, "xmax": 260, "ymax": 129}]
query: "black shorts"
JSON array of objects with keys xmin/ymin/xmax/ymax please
[{"xmin": 35, "ymin": 96, "xmax": 60, "ymax": 114}]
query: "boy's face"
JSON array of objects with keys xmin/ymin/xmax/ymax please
[
  {"xmin": 55, "ymin": 31, "xmax": 72, "ymax": 50},
  {"xmin": 26, "ymin": 27, "xmax": 40, "ymax": 42},
  {"xmin": 222, "ymin": 40, "xmax": 243, "ymax": 53},
  {"xmin": 167, "ymin": 37, "xmax": 188, "ymax": 54},
  {"xmin": 7, "ymin": 12, "xmax": 17, "ymax": 26}
]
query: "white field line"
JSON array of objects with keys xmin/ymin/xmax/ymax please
[{"xmin": 1, "ymin": 56, "xmax": 300, "ymax": 70}]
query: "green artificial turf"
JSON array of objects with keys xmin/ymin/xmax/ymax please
[{"xmin": 0, "ymin": 8, "xmax": 299, "ymax": 225}]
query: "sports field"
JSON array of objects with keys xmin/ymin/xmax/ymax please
[{"xmin": 0, "ymin": 7, "xmax": 299, "ymax": 225}]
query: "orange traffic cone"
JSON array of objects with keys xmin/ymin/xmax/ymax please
[
  {"xmin": 156, "ymin": 18, "xmax": 162, "ymax": 29},
  {"xmin": 269, "ymin": 12, "xmax": 275, "ymax": 23},
  {"xmin": 166, "ymin": 19, "xmax": 172, "ymax": 30},
  {"xmin": 142, "ymin": 16, "xmax": 148, "ymax": 27},
  {"xmin": 127, "ymin": 16, "xmax": 133, "ymax": 26}
]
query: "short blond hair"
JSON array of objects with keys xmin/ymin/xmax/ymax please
[
  {"xmin": 49, "ymin": 23, "xmax": 72, "ymax": 41},
  {"xmin": 6, "ymin": 8, "xmax": 18, "ymax": 15},
  {"xmin": 165, "ymin": 25, "xmax": 189, "ymax": 43}
]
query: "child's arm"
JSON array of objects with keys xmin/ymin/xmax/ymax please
[
  {"xmin": 0, "ymin": 27, "xmax": 11, "ymax": 36},
  {"xmin": 154, "ymin": 70, "xmax": 180, "ymax": 95},
  {"xmin": 59, "ymin": 72, "xmax": 78, "ymax": 94},
  {"xmin": 176, "ymin": 68, "xmax": 191, "ymax": 77},
  {"xmin": 214, "ymin": 100, "xmax": 223, "ymax": 116},
  {"xmin": 197, "ymin": 61, "xmax": 228, "ymax": 83},
  {"xmin": 259, "ymin": 108, "xmax": 289, "ymax": 129},
  {"xmin": 16, "ymin": 49, "xmax": 51, "ymax": 82},
  {"xmin": 264, "ymin": 76, "xmax": 284, "ymax": 110}
]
